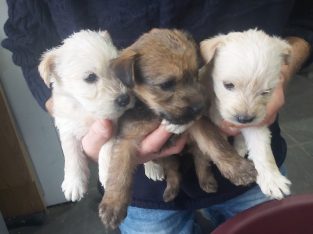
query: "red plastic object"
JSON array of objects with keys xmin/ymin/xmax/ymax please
[{"xmin": 212, "ymin": 194, "xmax": 313, "ymax": 234}]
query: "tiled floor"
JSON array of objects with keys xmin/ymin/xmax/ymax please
[
  {"xmin": 8, "ymin": 71, "xmax": 313, "ymax": 234},
  {"xmin": 9, "ymin": 162, "xmax": 118, "ymax": 234},
  {"xmin": 280, "ymin": 71, "xmax": 313, "ymax": 195}
]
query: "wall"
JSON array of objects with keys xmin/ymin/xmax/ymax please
[{"xmin": 0, "ymin": 1, "xmax": 66, "ymax": 206}]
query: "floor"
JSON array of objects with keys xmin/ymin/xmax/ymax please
[{"xmin": 8, "ymin": 69, "xmax": 313, "ymax": 234}]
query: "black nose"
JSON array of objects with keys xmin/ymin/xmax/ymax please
[
  {"xmin": 115, "ymin": 94, "xmax": 130, "ymax": 107},
  {"xmin": 189, "ymin": 104, "xmax": 204, "ymax": 116},
  {"xmin": 236, "ymin": 115, "xmax": 255, "ymax": 124}
]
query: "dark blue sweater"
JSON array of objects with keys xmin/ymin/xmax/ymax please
[{"xmin": 2, "ymin": 0, "xmax": 312, "ymax": 210}]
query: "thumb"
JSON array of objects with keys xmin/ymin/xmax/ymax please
[{"xmin": 82, "ymin": 119, "xmax": 113, "ymax": 162}]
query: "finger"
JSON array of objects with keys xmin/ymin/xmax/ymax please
[
  {"xmin": 260, "ymin": 113, "xmax": 277, "ymax": 126},
  {"xmin": 139, "ymin": 125, "xmax": 172, "ymax": 156},
  {"xmin": 219, "ymin": 120, "xmax": 241, "ymax": 136},
  {"xmin": 82, "ymin": 119, "xmax": 113, "ymax": 162},
  {"xmin": 137, "ymin": 134, "xmax": 188, "ymax": 164},
  {"xmin": 158, "ymin": 134, "xmax": 188, "ymax": 158}
]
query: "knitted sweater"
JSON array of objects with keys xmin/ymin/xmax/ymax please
[{"xmin": 2, "ymin": 0, "xmax": 312, "ymax": 210}]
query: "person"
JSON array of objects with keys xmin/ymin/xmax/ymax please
[{"xmin": 2, "ymin": 0, "xmax": 312, "ymax": 233}]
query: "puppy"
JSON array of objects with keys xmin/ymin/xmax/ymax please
[
  {"xmin": 200, "ymin": 29, "xmax": 292, "ymax": 199},
  {"xmin": 99, "ymin": 29, "xmax": 256, "ymax": 229},
  {"xmin": 38, "ymin": 30, "xmax": 134, "ymax": 202}
]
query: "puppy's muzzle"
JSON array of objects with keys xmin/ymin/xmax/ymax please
[
  {"xmin": 161, "ymin": 103, "xmax": 205, "ymax": 125},
  {"xmin": 115, "ymin": 94, "xmax": 130, "ymax": 107}
]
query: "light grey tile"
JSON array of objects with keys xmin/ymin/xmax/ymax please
[
  {"xmin": 280, "ymin": 75, "xmax": 313, "ymax": 124},
  {"xmin": 300, "ymin": 141, "xmax": 313, "ymax": 158},
  {"xmin": 9, "ymin": 164, "xmax": 118, "ymax": 234},
  {"xmin": 279, "ymin": 74, "xmax": 313, "ymax": 144},
  {"xmin": 280, "ymin": 118, "xmax": 313, "ymax": 144},
  {"xmin": 285, "ymin": 146, "xmax": 313, "ymax": 195},
  {"xmin": 281, "ymin": 130, "xmax": 298, "ymax": 147}
]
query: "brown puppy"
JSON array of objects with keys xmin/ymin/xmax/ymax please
[{"xmin": 99, "ymin": 29, "xmax": 256, "ymax": 229}]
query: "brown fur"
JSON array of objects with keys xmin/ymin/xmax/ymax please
[
  {"xmin": 98, "ymin": 29, "xmax": 256, "ymax": 229},
  {"xmin": 189, "ymin": 116, "xmax": 256, "ymax": 186}
]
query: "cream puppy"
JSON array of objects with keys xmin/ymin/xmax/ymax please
[
  {"xmin": 200, "ymin": 29, "xmax": 292, "ymax": 199},
  {"xmin": 38, "ymin": 30, "xmax": 134, "ymax": 201}
]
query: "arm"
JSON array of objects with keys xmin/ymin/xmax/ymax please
[
  {"xmin": 282, "ymin": 37, "xmax": 311, "ymax": 85},
  {"xmin": 283, "ymin": 0, "xmax": 313, "ymax": 69},
  {"xmin": 2, "ymin": 0, "xmax": 60, "ymax": 111},
  {"xmin": 262, "ymin": 0, "xmax": 312, "ymax": 125}
]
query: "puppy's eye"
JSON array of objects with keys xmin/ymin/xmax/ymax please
[
  {"xmin": 159, "ymin": 80, "xmax": 175, "ymax": 91},
  {"xmin": 223, "ymin": 82, "xmax": 235, "ymax": 90},
  {"xmin": 85, "ymin": 73, "xmax": 98, "ymax": 83},
  {"xmin": 261, "ymin": 89, "xmax": 272, "ymax": 96}
]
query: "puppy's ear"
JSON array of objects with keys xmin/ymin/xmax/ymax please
[
  {"xmin": 38, "ymin": 49, "xmax": 57, "ymax": 87},
  {"xmin": 200, "ymin": 36, "xmax": 225, "ymax": 64},
  {"xmin": 109, "ymin": 50, "xmax": 138, "ymax": 88}
]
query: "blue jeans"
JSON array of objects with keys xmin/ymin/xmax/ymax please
[{"xmin": 119, "ymin": 166, "xmax": 286, "ymax": 234}]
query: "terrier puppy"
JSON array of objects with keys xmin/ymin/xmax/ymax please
[
  {"xmin": 99, "ymin": 29, "xmax": 256, "ymax": 229},
  {"xmin": 200, "ymin": 29, "xmax": 292, "ymax": 199},
  {"xmin": 38, "ymin": 30, "xmax": 134, "ymax": 202}
]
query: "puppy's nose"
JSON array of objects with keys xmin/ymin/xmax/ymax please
[
  {"xmin": 236, "ymin": 115, "xmax": 255, "ymax": 124},
  {"xmin": 189, "ymin": 104, "xmax": 204, "ymax": 116},
  {"xmin": 115, "ymin": 94, "xmax": 130, "ymax": 107}
]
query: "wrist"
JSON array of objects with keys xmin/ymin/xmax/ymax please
[{"xmin": 284, "ymin": 37, "xmax": 311, "ymax": 81}]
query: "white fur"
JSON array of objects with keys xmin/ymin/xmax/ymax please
[
  {"xmin": 233, "ymin": 134, "xmax": 248, "ymax": 157},
  {"xmin": 241, "ymin": 127, "xmax": 291, "ymax": 199},
  {"xmin": 39, "ymin": 30, "xmax": 134, "ymax": 201},
  {"xmin": 98, "ymin": 136, "xmax": 115, "ymax": 187},
  {"xmin": 161, "ymin": 119, "xmax": 193, "ymax": 135},
  {"xmin": 143, "ymin": 119, "xmax": 192, "ymax": 180},
  {"xmin": 144, "ymin": 161, "xmax": 165, "ymax": 181},
  {"xmin": 201, "ymin": 29, "xmax": 292, "ymax": 199}
]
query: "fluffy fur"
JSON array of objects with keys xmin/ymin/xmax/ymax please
[
  {"xmin": 38, "ymin": 30, "xmax": 134, "ymax": 202},
  {"xmin": 200, "ymin": 29, "xmax": 292, "ymax": 199}
]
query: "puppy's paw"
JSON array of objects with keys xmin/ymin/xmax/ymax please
[
  {"xmin": 257, "ymin": 173, "xmax": 291, "ymax": 200},
  {"xmin": 234, "ymin": 135, "xmax": 248, "ymax": 158},
  {"xmin": 163, "ymin": 184, "xmax": 180, "ymax": 203},
  {"xmin": 199, "ymin": 175, "xmax": 218, "ymax": 193},
  {"xmin": 144, "ymin": 161, "xmax": 165, "ymax": 181},
  {"xmin": 61, "ymin": 177, "xmax": 88, "ymax": 202},
  {"xmin": 99, "ymin": 199, "xmax": 127, "ymax": 229},
  {"xmin": 223, "ymin": 158, "xmax": 257, "ymax": 186},
  {"xmin": 235, "ymin": 144, "xmax": 248, "ymax": 158}
]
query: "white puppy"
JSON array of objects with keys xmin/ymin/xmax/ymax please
[
  {"xmin": 38, "ymin": 30, "xmax": 134, "ymax": 201},
  {"xmin": 200, "ymin": 29, "xmax": 291, "ymax": 199}
]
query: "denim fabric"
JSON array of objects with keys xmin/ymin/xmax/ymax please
[
  {"xmin": 120, "ymin": 207, "xmax": 200, "ymax": 234},
  {"xmin": 119, "ymin": 166, "xmax": 286, "ymax": 234},
  {"xmin": 201, "ymin": 165, "xmax": 287, "ymax": 228}
]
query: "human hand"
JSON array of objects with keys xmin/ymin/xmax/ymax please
[
  {"xmin": 82, "ymin": 121, "xmax": 187, "ymax": 164},
  {"xmin": 82, "ymin": 119, "xmax": 113, "ymax": 162},
  {"xmin": 136, "ymin": 125, "xmax": 188, "ymax": 164}
]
